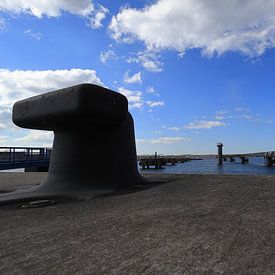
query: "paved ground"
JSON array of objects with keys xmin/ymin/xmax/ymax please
[{"xmin": 0, "ymin": 173, "xmax": 275, "ymax": 274}]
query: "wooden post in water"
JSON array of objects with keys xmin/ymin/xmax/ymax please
[
  {"xmin": 154, "ymin": 152, "xmax": 157, "ymax": 169},
  {"xmin": 217, "ymin": 143, "xmax": 223, "ymax": 165}
]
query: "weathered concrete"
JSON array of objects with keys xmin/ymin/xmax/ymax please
[{"xmin": 1, "ymin": 173, "xmax": 275, "ymax": 274}]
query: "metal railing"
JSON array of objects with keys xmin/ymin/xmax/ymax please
[{"xmin": 0, "ymin": 147, "xmax": 52, "ymax": 170}]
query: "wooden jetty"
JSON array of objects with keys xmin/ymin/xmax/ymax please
[
  {"xmin": 216, "ymin": 143, "xmax": 275, "ymax": 166},
  {"xmin": 138, "ymin": 153, "xmax": 192, "ymax": 169},
  {"xmin": 222, "ymin": 151, "xmax": 275, "ymax": 166}
]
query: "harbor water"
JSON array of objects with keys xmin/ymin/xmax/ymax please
[
  {"xmin": 139, "ymin": 157, "xmax": 275, "ymax": 175},
  {"xmin": 2, "ymin": 157, "xmax": 275, "ymax": 175}
]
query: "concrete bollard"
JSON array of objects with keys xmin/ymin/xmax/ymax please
[{"xmin": 0, "ymin": 84, "xmax": 145, "ymax": 205}]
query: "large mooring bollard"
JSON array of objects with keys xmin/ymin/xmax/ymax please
[{"xmin": 0, "ymin": 84, "xmax": 145, "ymax": 205}]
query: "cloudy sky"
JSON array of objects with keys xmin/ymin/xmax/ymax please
[{"xmin": 1, "ymin": 0, "xmax": 275, "ymax": 154}]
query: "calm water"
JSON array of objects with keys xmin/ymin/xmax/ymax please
[
  {"xmin": 1, "ymin": 157, "xmax": 275, "ymax": 175},
  {"xmin": 139, "ymin": 157, "xmax": 275, "ymax": 175}
]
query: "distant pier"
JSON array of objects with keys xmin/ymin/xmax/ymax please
[
  {"xmin": 0, "ymin": 147, "xmax": 51, "ymax": 171},
  {"xmin": 222, "ymin": 152, "xmax": 275, "ymax": 166},
  {"xmin": 217, "ymin": 144, "xmax": 275, "ymax": 166},
  {"xmin": 138, "ymin": 153, "xmax": 192, "ymax": 169}
]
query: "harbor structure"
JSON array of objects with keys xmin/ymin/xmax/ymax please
[
  {"xmin": 138, "ymin": 153, "xmax": 191, "ymax": 169},
  {"xmin": 0, "ymin": 84, "xmax": 145, "ymax": 206},
  {"xmin": 217, "ymin": 143, "xmax": 223, "ymax": 165}
]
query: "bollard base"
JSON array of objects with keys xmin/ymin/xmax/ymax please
[{"xmin": 0, "ymin": 177, "xmax": 151, "ymax": 208}]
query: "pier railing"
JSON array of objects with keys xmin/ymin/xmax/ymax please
[{"xmin": 0, "ymin": 147, "xmax": 51, "ymax": 170}]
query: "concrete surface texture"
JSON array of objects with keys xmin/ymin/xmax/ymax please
[{"xmin": 0, "ymin": 173, "xmax": 275, "ymax": 274}]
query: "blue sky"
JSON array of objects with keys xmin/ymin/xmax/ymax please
[{"xmin": 0, "ymin": 0, "xmax": 275, "ymax": 154}]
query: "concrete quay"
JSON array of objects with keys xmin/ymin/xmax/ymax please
[{"xmin": 0, "ymin": 172, "xmax": 275, "ymax": 274}]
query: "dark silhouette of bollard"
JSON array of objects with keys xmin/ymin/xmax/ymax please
[{"xmin": 0, "ymin": 84, "xmax": 145, "ymax": 206}]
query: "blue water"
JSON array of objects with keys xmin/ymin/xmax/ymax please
[
  {"xmin": 139, "ymin": 157, "xmax": 275, "ymax": 175},
  {"xmin": 2, "ymin": 157, "xmax": 275, "ymax": 175}
]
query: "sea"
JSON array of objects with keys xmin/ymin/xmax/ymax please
[
  {"xmin": 1, "ymin": 157, "xmax": 275, "ymax": 175},
  {"xmin": 139, "ymin": 157, "xmax": 275, "ymax": 175}
]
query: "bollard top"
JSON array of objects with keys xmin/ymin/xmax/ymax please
[{"xmin": 12, "ymin": 83, "xmax": 128, "ymax": 130}]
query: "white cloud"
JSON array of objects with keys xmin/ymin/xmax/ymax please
[
  {"xmin": 0, "ymin": 17, "xmax": 6, "ymax": 31},
  {"xmin": 234, "ymin": 107, "xmax": 250, "ymax": 112},
  {"xmin": 110, "ymin": 0, "xmax": 275, "ymax": 57},
  {"xmin": 239, "ymin": 113, "xmax": 261, "ymax": 122},
  {"xmin": 89, "ymin": 4, "xmax": 108, "ymax": 29},
  {"xmin": 178, "ymin": 52, "xmax": 185, "ymax": 58},
  {"xmin": 24, "ymin": 29, "xmax": 42, "ymax": 40},
  {"xmin": 0, "ymin": 69, "xmax": 102, "ymax": 135},
  {"xmin": 241, "ymin": 114, "xmax": 253, "ymax": 120},
  {"xmin": 185, "ymin": 120, "xmax": 226, "ymax": 129},
  {"xmin": 124, "ymin": 71, "xmax": 142, "ymax": 84},
  {"xmin": 0, "ymin": 0, "xmax": 94, "ymax": 18},
  {"xmin": 127, "ymin": 51, "xmax": 163, "ymax": 72},
  {"xmin": 146, "ymin": 100, "xmax": 164, "ymax": 107},
  {"xmin": 167, "ymin": 127, "xmax": 180, "ymax": 131},
  {"xmin": 214, "ymin": 108, "xmax": 274, "ymax": 123},
  {"xmin": 15, "ymin": 130, "xmax": 53, "ymax": 146},
  {"xmin": 0, "ymin": 135, "xmax": 7, "ymax": 144},
  {"xmin": 0, "ymin": 1, "xmax": 109, "ymax": 30},
  {"xmin": 137, "ymin": 136, "xmax": 191, "ymax": 144},
  {"xmin": 152, "ymin": 130, "xmax": 162, "ymax": 134},
  {"xmin": 217, "ymin": 108, "xmax": 267, "ymax": 122},
  {"xmin": 146, "ymin": 86, "xmax": 157, "ymax": 94},
  {"xmin": 216, "ymin": 110, "xmax": 228, "ymax": 115},
  {"xmin": 118, "ymin": 87, "xmax": 143, "ymax": 109},
  {"xmin": 0, "ymin": 68, "xmax": 103, "ymax": 146},
  {"xmin": 0, "ymin": 107, "xmax": 12, "ymax": 129},
  {"xmin": 0, "ymin": 68, "xmax": 102, "ymax": 108},
  {"xmin": 100, "ymin": 50, "xmax": 117, "ymax": 63}
]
